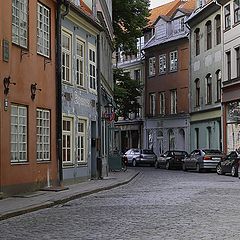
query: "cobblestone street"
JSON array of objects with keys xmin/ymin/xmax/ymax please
[{"xmin": 1, "ymin": 168, "xmax": 240, "ymax": 240}]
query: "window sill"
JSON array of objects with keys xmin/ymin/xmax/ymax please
[
  {"xmin": 11, "ymin": 161, "xmax": 29, "ymax": 165},
  {"xmin": 37, "ymin": 160, "xmax": 51, "ymax": 164},
  {"xmin": 223, "ymin": 27, "xmax": 231, "ymax": 33}
]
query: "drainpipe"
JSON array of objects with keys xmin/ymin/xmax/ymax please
[
  {"xmin": 97, "ymin": 34, "xmax": 102, "ymax": 179},
  {"xmin": 56, "ymin": 0, "xmax": 69, "ymax": 185}
]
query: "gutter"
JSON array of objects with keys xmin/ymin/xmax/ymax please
[{"xmin": 56, "ymin": 0, "xmax": 70, "ymax": 185}]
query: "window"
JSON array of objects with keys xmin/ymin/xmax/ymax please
[
  {"xmin": 169, "ymin": 51, "xmax": 178, "ymax": 72},
  {"xmin": 77, "ymin": 119, "xmax": 87, "ymax": 163},
  {"xmin": 89, "ymin": 45, "xmax": 96, "ymax": 90},
  {"xmin": 159, "ymin": 92, "xmax": 165, "ymax": 115},
  {"xmin": 170, "ymin": 90, "xmax": 177, "ymax": 114},
  {"xmin": 173, "ymin": 17, "xmax": 185, "ymax": 34},
  {"xmin": 12, "ymin": 0, "xmax": 28, "ymax": 48},
  {"xmin": 226, "ymin": 51, "xmax": 231, "ymax": 80},
  {"xmin": 37, "ymin": 3, "xmax": 50, "ymax": 57},
  {"xmin": 206, "ymin": 21, "xmax": 212, "ymax": 50},
  {"xmin": 157, "ymin": 130, "xmax": 164, "ymax": 155},
  {"xmin": 159, "ymin": 54, "xmax": 166, "ymax": 74},
  {"xmin": 195, "ymin": 28, "xmax": 200, "ymax": 56},
  {"xmin": 149, "ymin": 93, "xmax": 156, "ymax": 116},
  {"xmin": 225, "ymin": 4, "xmax": 231, "ymax": 29},
  {"xmin": 236, "ymin": 47, "xmax": 240, "ymax": 77},
  {"xmin": 11, "ymin": 105, "xmax": 27, "ymax": 163},
  {"xmin": 62, "ymin": 30, "xmax": 72, "ymax": 83},
  {"xmin": 168, "ymin": 129, "xmax": 175, "ymax": 150},
  {"xmin": 195, "ymin": 128, "xmax": 199, "ymax": 149},
  {"xmin": 195, "ymin": 79, "xmax": 200, "ymax": 107},
  {"xmin": 206, "ymin": 74, "xmax": 212, "ymax": 104},
  {"xmin": 62, "ymin": 118, "xmax": 73, "ymax": 163},
  {"xmin": 37, "ymin": 109, "xmax": 50, "ymax": 161},
  {"xmin": 215, "ymin": 15, "xmax": 221, "ymax": 45},
  {"xmin": 216, "ymin": 70, "xmax": 221, "ymax": 102},
  {"xmin": 149, "ymin": 57, "xmax": 156, "ymax": 76},
  {"xmin": 76, "ymin": 39, "xmax": 85, "ymax": 87},
  {"xmin": 234, "ymin": 0, "xmax": 240, "ymax": 23},
  {"xmin": 134, "ymin": 69, "xmax": 141, "ymax": 82}
]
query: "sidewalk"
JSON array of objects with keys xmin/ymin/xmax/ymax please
[{"xmin": 0, "ymin": 169, "xmax": 139, "ymax": 221}]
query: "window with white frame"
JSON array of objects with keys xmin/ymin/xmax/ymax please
[
  {"xmin": 206, "ymin": 21, "xmax": 212, "ymax": 50},
  {"xmin": 173, "ymin": 17, "xmax": 185, "ymax": 34},
  {"xmin": 62, "ymin": 30, "xmax": 72, "ymax": 83},
  {"xmin": 149, "ymin": 57, "xmax": 156, "ymax": 76},
  {"xmin": 11, "ymin": 105, "xmax": 28, "ymax": 163},
  {"xmin": 169, "ymin": 51, "xmax": 178, "ymax": 72},
  {"xmin": 36, "ymin": 109, "xmax": 50, "ymax": 161},
  {"xmin": 89, "ymin": 45, "xmax": 96, "ymax": 90},
  {"xmin": 225, "ymin": 4, "xmax": 231, "ymax": 29},
  {"xmin": 62, "ymin": 117, "xmax": 73, "ymax": 164},
  {"xmin": 76, "ymin": 39, "xmax": 85, "ymax": 87},
  {"xmin": 12, "ymin": 0, "xmax": 28, "ymax": 48},
  {"xmin": 77, "ymin": 119, "xmax": 87, "ymax": 163},
  {"xmin": 159, "ymin": 54, "xmax": 166, "ymax": 74},
  {"xmin": 149, "ymin": 93, "xmax": 156, "ymax": 116},
  {"xmin": 159, "ymin": 92, "xmax": 165, "ymax": 115},
  {"xmin": 215, "ymin": 15, "xmax": 221, "ymax": 45},
  {"xmin": 170, "ymin": 90, "xmax": 177, "ymax": 114},
  {"xmin": 37, "ymin": 3, "xmax": 50, "ymax": 57},
  {"xmin": 234, "ymin": 0, "xmax": 240, "ymax": 23},
  {"xmin": 195, "ymin": 78, "xmax": 200, "ymax": 107}
]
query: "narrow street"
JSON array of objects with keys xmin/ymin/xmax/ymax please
[{"xmin": 1, "ymin": 168, "xmax": 240, "ymax": 240}]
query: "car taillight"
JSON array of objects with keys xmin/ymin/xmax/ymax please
[{"xmin": 203, "ymin": 156, "xmax": 212, "ymax": 160}]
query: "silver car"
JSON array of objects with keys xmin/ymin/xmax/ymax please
[
  {"xmin": 182, "ymin": 149, "xmax": 224, "ymax": 172},
  {"xmin": 123, "ymin": 148, "xmax": 157, "ymax": 167}
]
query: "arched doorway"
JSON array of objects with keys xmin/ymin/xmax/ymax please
[
  {"xmin": 179, "ymin": 128, "xmax": 185, "ymax": 150},
  {"xmin": 157, "ymin": 129, "xmax": 164, "ymax": 155},
  {"xmin": 168, "ymin": 129, "xmax": 175, "ymax": 150}
]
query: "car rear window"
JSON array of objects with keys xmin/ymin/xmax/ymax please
[
  {"xmin": 202, "ymin": 149, "xmax": 222, "ymax": 154},
  {"xmin": 174, "ymin": 151, "xmax": 187, "ymax": 156},
  {"xmin": 142, "ymin": 149, "xmax": 154, "ymax": 154}
]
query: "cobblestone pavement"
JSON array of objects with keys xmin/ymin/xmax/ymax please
[{"xmin": 1, "ymin": 168, "xmax": 240, "ymax": 240}]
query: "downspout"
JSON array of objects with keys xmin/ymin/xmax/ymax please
[
  {"xmin": 97, "ymin": 34, "xmax": 102, "ymax": 178},
  {"xmin": 56, "ymin": 0, "xmax": 69, "ymax": 185}
]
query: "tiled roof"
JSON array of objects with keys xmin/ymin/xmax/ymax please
[
  {"xmin": 147, "ymin": 0, "xmax": 182, "ymax": 27},
  {"xmin": 179, "ymin": 0, "xmax": 197, "ymax": 13}
]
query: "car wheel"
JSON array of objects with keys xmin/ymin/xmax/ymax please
[
  {"xmin": 132, "ymin": 159, "xmax": 137, "ymax": 167},
  {"xmin": 166, "ymin": 161, "xmax": 170, "ymax": 170},
  {"xmin": 154, "ymin": 161, "xmax": 159, "ymax": 169},
  {"xmin": 182, "ymin": 162, "xmax": 187, "ymax": 171},
  {"xmin": 196, "ymin": 163, "xmax": 201, "ymax": 173},
  {"xmin": 216, "ymin": 164, "xmax": 224, "ymax": 175},
  {"xmin": 231, "ymin": 165, "xmax": 238, "ymax": 177}
]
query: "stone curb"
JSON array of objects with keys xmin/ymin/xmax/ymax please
[{"xmin": 0, "ymin": 171, "xmax": 140, "ymax": 221}]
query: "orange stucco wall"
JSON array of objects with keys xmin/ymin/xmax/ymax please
[{"xmin": 0, "ymin": 0, "xmax": 58, "ymax": 194}]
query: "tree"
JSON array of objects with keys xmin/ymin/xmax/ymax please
[
  {"xmin": 114, "ymin": 68, "xmax": 143, "ymax": 119},
  {"xmin": 112, "ymin": 0, "xmax": 150, "ymax": 55}
]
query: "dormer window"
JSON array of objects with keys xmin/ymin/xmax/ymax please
[
  {"xmin": 173, "ymin": 17, "xmax": 185, "ymax": 35},
  {"xmin": 155, "ymin": 21, "xmax": 167, "ymax": 39}
]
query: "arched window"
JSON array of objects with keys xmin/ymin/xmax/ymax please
[
  {"xmin": 195, "ymin": 78, "xmax": 200, "ymax": 107},
  {"xmin": 157, "ymin": 130, "xmax": 164, "ymax": 154},
  {"xmin": 216, "ymin": 70, "xmax": 221, "ymax": 102},
  {"xmin": 206, "ymin": 74, "xmax": 212, "ymax": 104},
  {"xmin": 194, "ymin": 28, "xmax": 200, "ymax": 55},
  {"xmin": 206, "ymin": 21, "xmax": 212, "ymax": 50},
  {"xmin": 215, "ymin": 15, "xmax": 221, "ymax": 45}
]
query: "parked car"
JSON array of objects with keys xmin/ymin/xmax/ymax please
[
  {"xmin": 216, "ymin": 150, "xmax": 240, "ymax": 177},
  {"xmin": 123, "ymin": 148, "xmax": 157, "ymax": 167},
  {"xmin": 182, "ymin": 149, "xmax": 224, "ymax": 172},
  {"xmin": 155, "ymin": 150, "xmax": 189, "ymax": 170}
]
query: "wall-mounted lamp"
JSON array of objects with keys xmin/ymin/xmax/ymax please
[
  {"xmin": 3, "ymin": 76, "xmax": 16, "ymax": 96},
  {"xmin": 103, "ymin": 103, "xmax": 115, "ymax": 122},
  {"xmin": 31, "ymin": 83, "xmax": 42, "ymax": 100}
]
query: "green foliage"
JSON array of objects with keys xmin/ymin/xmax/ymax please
[
  {"xmin": 112, "ymin": 0, "xmax": 150, "ymax": 55},
  {"xmin": 114, "ymin": 68, "xmax": 143, "ymax": 119}
]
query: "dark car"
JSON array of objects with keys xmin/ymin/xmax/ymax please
[
  {"xmin": 155, "ymin": 150, "xmax": 189, "ymax": 170},
  {"xmin": 123, "ymin": 148, "xmax": 157, "ymax": 167},
  {"xmin": 182, "ymin": 149, "xmax": 224, "ymax": 172},
  {"xmin": 216, "ymin": 150, "xmax": 240, "ymax": 177}
]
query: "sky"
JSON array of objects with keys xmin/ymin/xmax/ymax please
[{"xmin": 150, "ymin": 0, "xmax": 173, "ymax": 9}]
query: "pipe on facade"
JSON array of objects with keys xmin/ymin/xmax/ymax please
[
  {"xmin": 56, "ymin": 0, "xmax": 69, "ymax": 185},
  {"xmin": 96, "ymin": 34, "xmax": 102, "ymax": 178}
]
